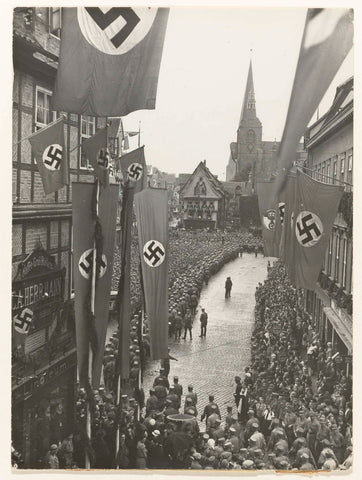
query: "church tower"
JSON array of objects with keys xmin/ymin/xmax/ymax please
[{"xmin": 230, "ymin": 58, "xmax": 263, "ymax": 182}]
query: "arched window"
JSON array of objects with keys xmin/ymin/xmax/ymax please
[{"xmin": 247, "ymin": 129, "xmax": 255, "ymax": 144}]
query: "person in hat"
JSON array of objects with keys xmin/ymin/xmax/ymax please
[
  {"xmin": 163, "ymin": 399, "xmax": 178, "ymax": 417},
  {"xmin": 201, "ymin": 395, "xmax": 220, "ymax": 422},
  {"xmin": 249, "ymin": 423, "xmax": 266, "ymax": 452},
  {"xmin": 44, "ymin": 444, "xmax": 59, "ymax": 469},
  {"xmin": 135, "ymin": 434, "xmax": 148, "ymax": 469},
  {"xmin": 321, "ymin": 449, "xmax": 338, "ymax": 471},
  {"xmin": 183, "ymin": 308, "xmax": 193, "ymax": 340},
  {"xmin": 190, "ymin": 452, "xmax": 202, "ymax": 469},
  {"xmin": 199, "ymin": 308, "xmax": 208, "ymax": 337},
  {"xmin": 225, "ymin": 276, "xmax": 232, "ymax": 299},
  {"xmin": 299, "ymin": 452, "xmax": 315, "ymax": 471},
  {"xmin": 166, "ymin": 385, "xmax": 179, "ymax": 411},
  {"xmin": 146, "ymin": 388, "xmax": 160, "ymax": 416},
  {"xmin": 153, "ymin": 369, "xmax": 169, "ymax": 389},
  {"xmin": 174, "ymin": 311, "xmax": 183, "ymax": 341},
  {"xmin": 173, "ymin": 376, "xmax": 183, "ymax": 400},
  {"xmin": 103, "ymin": 354, "xmax": 115, "ymax": 392},
  {"xmin": 211, "ymin": 418, "xmax": 225, "ymax": 441},
  {"xmin": 58, "ymin": 433, "xmax": 74, "ymax": 468},
  {"xmin": 185, "ymin": 384, "xmax": 198, "ymax": 407},
  {"xmin": 227, "ymin": 427, "xmax": 240, "ymax": 453},
  {"xmin": 242, "ymin": 459, "xmax": 254, "ymax": 470}
]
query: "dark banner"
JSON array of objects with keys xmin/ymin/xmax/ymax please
[{"xmin": 135, "ymin": 189, "xmax": 168, "ymax": 360}]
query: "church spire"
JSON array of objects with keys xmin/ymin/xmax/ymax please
[{"xmin": 239, "ymin": 57, "xmax": 256, "ymax": 125}]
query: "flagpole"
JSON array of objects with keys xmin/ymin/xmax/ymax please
[
  {"xmin": 138, "ymin": 121, "xmax": 141, "ymax": 147},
  {"xmin": 114, "ymin": 180, "xmax": 134, "ymax": 467},
  {"xmin": 85, "ymin": 179, "xmax": 100, "ymax": 469}
]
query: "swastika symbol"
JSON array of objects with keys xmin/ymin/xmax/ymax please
[
  {"xmin": 79, "ymin": 248, "xmax": 107, "ymax": 279},
  {"xmin": 85, "ymin": 7, "xmax": 141, "ymax": 48},
  {"xmin": 143, "ymin": 240, "xmax": 165, "ymax": 267},
  {"xmin": 263, "ymin": 209, "xmax": 276, "ymax": 231},
  {"xmin": 296, "ymin": 211, "xmax": 323, "ymax": 247},
  {"xmin": 14, "ymin": 308, "xmax": 33, "ymax": 334},
  {"xmin": 127, "ymin": 162, "xmax": 143, "ymax": 181},
  {"xmin": 42, "ymin": 144, "xmax": 63, "ymax": 171},
  {"xmin": 98, "ymin": 148, "xmax": 110, "ymax": 169},
  {"xmin": 278, "ymin": 202, "xmax": 285, "ymax": 226}
]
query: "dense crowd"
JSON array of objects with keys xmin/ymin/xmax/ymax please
[
  {"xmin": 23, "ymin": 230, "xmax": 262, "ymax": 469},
  {"xmin": 18, "ymin": 231, "xmax": 352, "ymax": 471}
]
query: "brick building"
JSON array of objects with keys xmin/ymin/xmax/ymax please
[
  {"xmin": 12, "ymin": 8, "xmax": 119, "ymax": 467},
  {"xmin": 226, "ymin": 59, "xmax": 306, "ymax": 186},
  {"xmin": 303, "ymin": 77, "xmax": 353, "ymax": 374}
]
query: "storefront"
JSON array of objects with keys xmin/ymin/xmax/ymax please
[{"xmin": 12, "ymin": 246, "xmax": 77, "ymax": 468}]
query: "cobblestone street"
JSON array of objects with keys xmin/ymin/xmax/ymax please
[{"xmin": 143, "ymin": 253, "xmax": 270, "ymax": 427}]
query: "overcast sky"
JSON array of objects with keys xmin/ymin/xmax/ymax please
[{"xmin": 122, "ymin": 6, "xmax": 354, "ymax": 179}]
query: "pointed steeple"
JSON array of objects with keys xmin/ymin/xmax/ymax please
[{"xmin": 239, "ymin": 57, "xmax": 256, "ymax": 125}]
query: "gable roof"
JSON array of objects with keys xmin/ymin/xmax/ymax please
[{"xmin": 180, "ymin": 161, "xmax": 229, "ymax": 199}]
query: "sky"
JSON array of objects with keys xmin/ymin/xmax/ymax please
[{"xmin": 122, "ymin": 6, "xmax": 354, "ymax": 179}]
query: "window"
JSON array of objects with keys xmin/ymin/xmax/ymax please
[
  {"xmin": 326, "ymin": 159, "xmax": 331, "ymax": 183},
  {"xmin": 340, "ymin": 153, "xmax": 345, "ymax": 175},
  {"xmin": 335, "ymin": 234, "xmax": 340, "ymax": 283},
  {"xmin": 348, "ymin": 153, "xmax": 353, "ymax": 171},
  {"xmin": 342, "ymin": 238, "xmax": 347, "ymax": 289},
  {"xmin": 35, "ymin": 86, "xmax": 56, "ymax": 130},
  {"xmin": 321, "ymin": 162, "xmax": 326, "ymax": 182},
  {"xmin": 333, "ymin": 158, "xmax": 337, "ymax": 184},
  {"xmin": 80, "ymin": 116, "xmax": 96, "ymax": 169},
  {"xmin": 327, "ymin": 234, "xmax": 332, "ymax": 276},
  {"xmin": 49, "ymin": 7, "xmax": 61, "ymax": 38}
]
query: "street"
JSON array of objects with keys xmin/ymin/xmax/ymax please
[{"xmin": 143, "ymin": 253, "xmax": 270, "ymax": 423}]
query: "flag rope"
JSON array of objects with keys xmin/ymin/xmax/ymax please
[{"xmin": 13, "ymin": 115, "xmax": 65, "ymax": 147}]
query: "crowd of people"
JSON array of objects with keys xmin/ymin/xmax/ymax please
[{"xmin": 16, "ymin": 230, "xmax": 352, "ymax": 471}]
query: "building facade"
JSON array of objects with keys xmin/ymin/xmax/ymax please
[
  {"xmin": 226, "ymin": 60, "xmax": 306, "ymax": 186},
  {"xmin": 303, "ymin": 77, "xmax": 353, "ymax": 374},
  {"xmin": 12, "ymin": 8, "xmax": 119, "ymax": 467}
]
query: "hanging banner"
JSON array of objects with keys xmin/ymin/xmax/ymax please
[
  {"xmin": 72, "ymin": 182, "xmax": 118, "ymax": 387},
  {"xmin": 135, "ymin": 189, "xmax": 168, "ymax": 360},
  {"xmin": 52, "ymin": 7, "xmax": 169, "ymax": 117},
  {"xmin": 293, "ymin": 170, "xmax": 344, "ymax": 290},
  {"xmin": 29, "ymin": 118, "xmax": 69, "ymax": 195},
  {"xmin": 256, "ymin": 181, "xmax": 280, "ymax": 257},
  {"xmin": 118, "ymin": 146, "xmax": 147, "ymax": 194}
]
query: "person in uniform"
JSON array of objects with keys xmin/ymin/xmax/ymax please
[
  {"xmin": 173, "ymin": 376, "xmax": 183, "ymax": 402},
  {"xmin": 153, "ymin": 369, "xmax": 170, "ymax": 389},
  {"xmin": 166, "ymin": 385, "xmax": 179, "ymax": 411},
  {"xmin": 185, "ymin": 385, "xmax": 198, "ymax": 407},
  {"xmin": 199, "ymin": 308, "xmax": 208, "ymax": 337},
  {"xmin": 146, "ymin": 388, "xmax": 160, "ymax": 416},
  {"xmin": 201, "ymin": 395, "xmax": 220, "ymax": 422},
  {"xmin": 225, "ymin": 277, "xmax": 233, "ymax": 298},
  {"xmin": 183, "ymin": 308, "xmax": 193, "ymax": 340}
]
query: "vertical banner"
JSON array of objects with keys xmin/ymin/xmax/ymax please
[
  {"xmin": 93, "ymin": 184, "xmax": 119, "ymax": 387},
  {"xmin": 135, "ymin": 189, "xmax": 168, "ymax": 360},
  {"xmin": 72, "ymin": 183, "xmax": 95, "ymax": 385},
  {"xmin": 118, "ymin": 146, "xmax": 147, "ymax": 194},
  {"xmin": 29, "ymin": 118, "xmax": 69, "ymax": 195},
  {"xmin": 73, "ymin": 182, "xmax": 118, "ymax": 387},
  {"xmin": 117, "ymin": 184, "xmax": 135, "ymax": 380},
  {"xmin": 256, "ymin": 181, "xmax": 280, "ymax": 257},
  {"xmin": 293, "ymin": 170, "xmax": 344, "ymax": 290}
]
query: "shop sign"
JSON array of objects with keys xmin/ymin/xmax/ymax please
[
  {"xmin": 12, "ymin": 247, "xmax": 65, "ymax": 333},
  {"xmin": 13, "ymin": 352, "xmax": 76, "ymax": 402}
]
